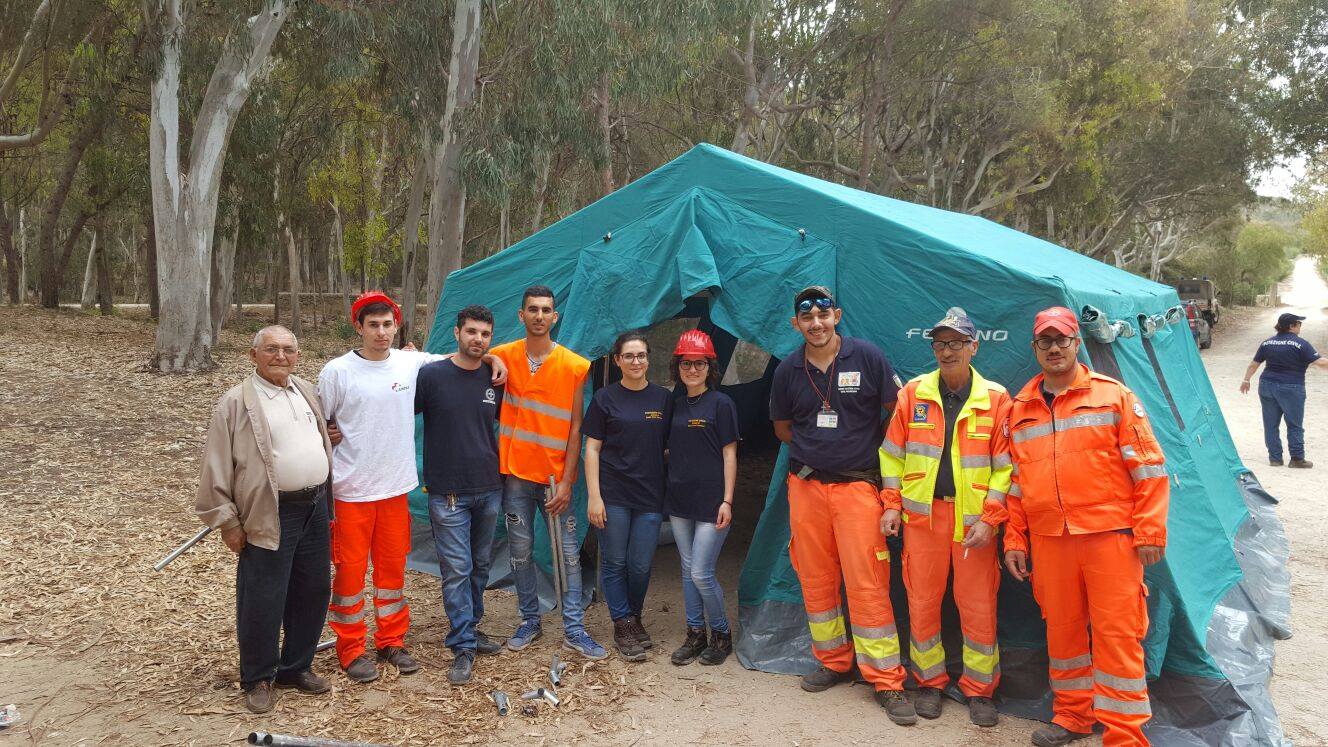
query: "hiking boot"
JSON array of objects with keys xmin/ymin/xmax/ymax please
[
  {"xmin": 377, "ymin": 646, "xmax": 421, "ymax": 675},
  {"xmin": 968, "ymin": 695, "xmax": 999, "ymax": 727},
  {"xmin": 914, "ymin": 686, "xmax": 943, "ymax": 719},
  {"xmin": 507, "ymin": 619, "xmax": 543, "ymax": 651},
  {"xmin": 671, "ymin": 627, "xmax": 708, "ymax": 666},
  {"xmin": 630, "ymin": 615, "xmax": 654, "ymax": 649},
  {"xmin": 698, "ymin": 629, "xmax": 732, "ymax": 666},
  {"xmin": 244, "ymin": 681, "xmax": 275, "ymax": 713},
  {"xmin": 563, "ymin": 631, "xmax": 609, "ymax": 660},
  {"xmin": 800, "ymin": 664, "xmax": 853, "ymax": 692},
  {"xmin": 274, "ymin": 669, "xmax": 331, "ymax": 694},
  {"xmin": 1270, "ymin": 458, "xmax": 1284, "ymax": 466},
  {"xmin": 1031, "ymin": 723, "xmax": 1093, "ymax": 747},
  {"xmin": 614, "ymin": 618, "xmax": 648, "ymax": 662},
  {"xmin": 475, "ymin": 631, "xmax": 503, "ymax": 656},
  {"xmin": 448, "ymin": 651, "xmax": 475, "ymax": 685},
  {"xmin": 344, "ymin": 653, "xmax": 380, "ymax": 683},
  {"xmin": 874, "ymin": 689, "xmax": 917, "ymax": 726},
  {"xmin": 1289, "ymin": 458, "xmax": 1314, "ymax": 469}
]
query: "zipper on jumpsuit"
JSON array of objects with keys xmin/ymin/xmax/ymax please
[{"xmin": 1043, "ymin": 393, "xmax": 1070, "ymax": 533}]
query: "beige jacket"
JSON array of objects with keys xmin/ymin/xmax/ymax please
[{"xmin": 196, "ymin": 374, "xmax": 333, "ymax": 550}]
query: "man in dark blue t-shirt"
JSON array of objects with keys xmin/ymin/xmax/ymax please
[
  {"xmin": 1241, "ymin": 312, "xmax": 1328, "ymax": 467},
  {"xmin": 768, "ymin": 285, "xmax": 915, "ymax": 725},
  {"xmin": 415, "ymin": 305, "xmax": 505, "ymax": 684}
]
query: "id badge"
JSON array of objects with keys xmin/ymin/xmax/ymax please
[{"xmin": 816, "ymin": 408, "xmax": 839, "ymax": 428}]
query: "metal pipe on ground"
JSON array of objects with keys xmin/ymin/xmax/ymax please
[
  {"xmin": 248, "ymin": 732, "xmax": 386, "ymax": 747},
  {"xmin": 154, "ymin": 526, "xmax": 213, "ymax": 570}
]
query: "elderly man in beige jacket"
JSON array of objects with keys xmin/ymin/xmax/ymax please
[{"xmin": 197, "ymin": 325, "xmax": 336, "ymax": 714}]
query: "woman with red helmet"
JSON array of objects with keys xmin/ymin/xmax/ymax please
[{"xmin": 666, "ymin": 329, "xmax": 740, "ymax": 666}]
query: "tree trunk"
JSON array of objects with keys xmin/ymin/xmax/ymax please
[
  {"xmin": 595, "ymin": 71, "xmax": 614, "ymax": 196},
  {"xmin": 38, "ymin": 113, "xmax": 105, "ymax": 308},
  {"xmin": 330, "ymin": 198, "xmax": 349, "ymax": 320},
  {"xmin": 17, "ymin": 207, "xmax": 27, "ymax": 304},
  {"xmin": 282, "ymin": 211, "xmax": 302, "ymax": 337},
  {"xmin": 423, "ymin": 0, "xmax": 483, "ymax": 345},
  {"xmin": 399, "ymin": 131, "xmax": 431, "ymax": 345},
  {"xmin": 143, "ymin": 211, "xmax": 159, "ymax": 318},
  {"xmin": 209, "ymin": 215, "xmax": 239, "ymax": 343},
  {"xmin": 0, "ymin": 200, "xmax": 17, "ymax": 304},
  {"xmin": 95, "ymin": 221, "xmax": 113, "ymax": 315},
  {"xmin": 529, "ymin": 152, "xmax": 551, "ymax": 236},
  {"xmin": 80, "ymin": 229, "xmax": 98, "ymax": 309},
  {"xmin": 148, "ymin": 0, "xmax": 287, "ymax": 372}
]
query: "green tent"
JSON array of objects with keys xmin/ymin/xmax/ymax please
[{"xmin": 417, "ymin": 143, "xmax": 1289, "ymax": 745}]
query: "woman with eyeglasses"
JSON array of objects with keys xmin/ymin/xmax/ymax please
[
  {"xmin": 583, "ymin": 331, "xmax": 673, "ymax": 661},
  {"xmin": 665, "ymin": 330, "xmax": 740, "ymax": 666}
]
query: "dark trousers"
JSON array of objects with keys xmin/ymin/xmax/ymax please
[{"xmin": 236, "ymin": 497, "xmax": 331, "ymax": 689}]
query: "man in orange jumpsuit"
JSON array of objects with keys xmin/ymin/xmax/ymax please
[
  {"xmin": 1003, "ymin": 307, "xmax": 1169, "ymax": 747},
  {"xmin": 879, "ymin": 307, "xmax": 1010, "ymax": 727},
  {"xmin": 769, "ymin": 286, "xmax": 914, "ymax": 725}
]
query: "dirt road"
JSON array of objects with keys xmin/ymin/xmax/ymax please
[{"xmin": 1, "ymin": 260, "xmax": 1322, "ymax": 745}]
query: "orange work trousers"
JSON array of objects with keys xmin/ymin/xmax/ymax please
[
  {"xmin": 1031, "ymin": 530, "xmax": 1151, "ymax": 747},
  {"xmin": 328, "ymin": 495, "xmax": 412, "ymax": 668},
  {"xmin": 902, "ymin": 499, "xmax": 1000, "ymax": 697},
  {"xmin": 787, "ymin": 474, "xmax": 905, "ymax": 691}
]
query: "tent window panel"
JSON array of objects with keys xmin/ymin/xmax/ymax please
[
  {"xmin": 722, "ymin": 340, "xmax": 774, "ymax": 386},
  {"xmin": 1137, "ymin": 320, "xmax": 1186, "ymax": 431},
  {"xmin": 1084, "ymin": 339, "xmax": 1124, "ymax": 381}
]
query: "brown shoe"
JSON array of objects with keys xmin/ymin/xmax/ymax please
[
  {"xmin": 968, "ymin": 695, "xmax": 999, "ymax": 727},
  {"xmin": 613, "ymin": 618, "xmax": 648, "ymax": 662},
  {"xmin": 275, "ymin": 669, "xmax": 331, "ymax": 694},
  {"xmin": 377, "ymin": 646, "xmax": 421, "ymax": 674},
  {"xmin": 1289, "ymin": 458, "xmax": 1314, "ymax": 469},
  {"xmin": 874, "ymin": 689, "xmax": 917, "ymax": 726},
  {"xmin": 244, "ymin": 680, "xmax": 275, "ymax": 713},
  {"xmin": 630, "ymin": 615, "xmax": 654, "ymax": 649},
  {"xmin": 914, "ymin": 686, "xmax": 942, "ymax": 719},
  {"xmin": 1031, "ymin": 723, "xmax": 1093, "ymax": 747},
  {"xmin": 344, "ymin": 653, "xmax": 380, "ymax": 683}
]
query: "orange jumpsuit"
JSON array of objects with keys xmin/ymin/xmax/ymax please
[
  {"xmin": 1006, "ymin": 364, "xmax": 1169, "ymax": 746},
  {"xmin": 880, "ymin": 368, "xmax": 1012, "ymax": 697}
]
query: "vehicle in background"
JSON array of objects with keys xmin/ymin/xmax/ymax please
[
  {"xmin": 1176, "ymin": 278, "xmax": 1221, "ymax": 328},
  {"xmin": 1184, "ymin": 300, "xmax": 1212, "ymax": 349}
]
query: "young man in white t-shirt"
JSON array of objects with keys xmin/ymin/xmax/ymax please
[{"xmin": 318, "ymin": 291, "xmax": 505, "ymax": 683}]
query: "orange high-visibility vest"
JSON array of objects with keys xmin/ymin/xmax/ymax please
[
  {"xmin": 1004, "ymin": 363, "xmax": 1170, "ymax": 553},
  {"xmin": 489, "ymin": 340, "xmax": 591, "ymax": 484}
]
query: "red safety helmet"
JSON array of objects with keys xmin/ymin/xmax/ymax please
[
  {"xmin": 674, "ymin": 329, "xmax": 717, "ymax": 358},
  {"xmin": 350, "ymin": 290, "xmax": 402, "ymax": 326}
]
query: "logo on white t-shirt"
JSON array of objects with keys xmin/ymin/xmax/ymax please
[{"xmin": 391, "ymin": 382, "xmax": 411, "ymax": 392}]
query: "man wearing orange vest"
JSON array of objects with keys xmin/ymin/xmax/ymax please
[
  {"xmin": 879, "ymin": 307, "xmax": 1010, "ymax": 727},
  {"xmin": 1004, "ymin": 307, "xmax": 1169, "ymax": 747},
  {"xmin": 769, "ymin": 285, "xmax": 915, "ymax": 725},
  {"xmin": 488, "ymin": 285, "xmax": 607, "ymax": 660}
]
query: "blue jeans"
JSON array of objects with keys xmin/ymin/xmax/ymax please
[
  {"xmin": 599, "ymin": 504, "xmax": 663, "ymax": 621},
  {"xmin": 503, "ymin": 476, "xmax": 586, "ymax": 636},
  {"xmin": 1259, "ymin": 379, "xmax": 1307, "ymax": 460},
  {"xmin": 669, "ymin": 516, "xmax": 731, "ymax": 633},
  {"xmin": 428, "ymin": 489, "xmax": 501, "ymax": 653}
]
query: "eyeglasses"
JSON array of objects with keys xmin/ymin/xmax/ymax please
[
  {"xmin": 796, "ymin": 297, "xmax": 835, "ymax": 313},
  {"xmin": 679, "ymin": 360, "xmax": 710, "ymax": 371},
  {"xmin": 617, "ymin": 352, "xmax": 648, "ymax": 363},
  {"xmin": 1033, "ymin": 336, "xmax": 1077, "ymax": 350},
  {"xmin": 259, "ymin": 346, "xmax": 299, "ymax": 356},
  {"xmin": 929, "ymin": 339, "xmax": 971, "ymax": 351}
]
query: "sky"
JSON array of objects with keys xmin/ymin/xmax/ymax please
[{"xmin": 1254, "ymin": 154, "xmax": 1308, "ymax": 199}]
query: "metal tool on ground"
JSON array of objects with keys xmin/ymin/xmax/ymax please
[
  {"xmin": 0, "ymin": 704, "xmax": 19, "ymax": 731},
  {"xmin": 316, "ymin": 639, "xmax": 335, "ymax": 653},
  {"xmin": 543, "ymin": 476, "xmax": 567, "ymax": 608},
  {"xmin": 521, "ymin": 687, "xmax": 560, "ymax": 708},
  {"xmin": 248, "ymin": 733, "xmax": 385, "ymax": 747},
  {"xmin": 491, "ymin": 690, "xmax": 510, "ymax": 716},
  {"xmin": 549, "ymin": 653, "xmax": 567, "ymax": 688},
  {"xmin": 154, "ymin": 526, "xmax": 213, "ymax": 570}
]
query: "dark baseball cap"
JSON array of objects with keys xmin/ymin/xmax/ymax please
[
  {"xmin": 930, "ymin": 307, "xmax": 977, "ymax": 339},
  {"xmin": 1278, "ymin": 312, "xmax": 1306, "ymax": 327}
]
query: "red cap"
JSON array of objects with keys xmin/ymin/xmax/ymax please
[
  {"xmin": 350, "ymin": 290, "xmax": 402, "ymax": 326},
  {"xmin": 1033, "ymin": 306, "xmax": 1079, "ymax": 337},
  {"xmin": 674, "ymin": 329, "xmax": 717, "ymax": 358}
]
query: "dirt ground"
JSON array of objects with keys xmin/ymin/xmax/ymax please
[{"xmin": 1, "ymin": 262, "xmax": 1323, "ymax": 746}]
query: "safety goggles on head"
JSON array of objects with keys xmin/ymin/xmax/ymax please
[
  {"xmin": 1033, "ymin": 336, "xmax": 1078, "ymax": 350},
  {"xmin": 796, "ymin": 296, "xmax": 835, "ymax": 314}
]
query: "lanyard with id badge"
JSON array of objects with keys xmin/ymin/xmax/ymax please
[{"xmin": 804, "ymin": 355, "xmax": 838, "ymax": 428}]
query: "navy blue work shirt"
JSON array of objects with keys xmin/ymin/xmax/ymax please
[
  {"xmin": 769, "ymin": 335, "xmax": 900, "ymax": 474},
  {"xmin": 667, "ymin": 390, "xmax": 740, "ymax": 522},
  {"xmin": 415, "ymin": 360, "xmax": 502, "ymax": 495},
  {"xmin": 1255, "ymin": 333, "xmax": 1321, "ymax": 386},
  {"xmin": 582, "ymin": 382, "xmax": 673, "ymax": 512}
]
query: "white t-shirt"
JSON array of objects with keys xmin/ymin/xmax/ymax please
[{"xmin": 318, "ymin": 349, "xmax": 445, "ymax": 502}]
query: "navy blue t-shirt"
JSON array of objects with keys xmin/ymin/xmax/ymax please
[
  {"xmin": 1255, "ymin": 334, "xmax": 1320, "ymax": 385},
  {"xmin": 769, "ymin": 335, "xmax": 900, "ymax": 474},
  {"xmin": 414, "ymin": 360, "xmax": 502, "ymax": 495},
  {"xmin": 582, "ymin": 382, "xmax": 673, "ymax": 511},
  {"xmin": 667, "ymin": 390, "xmax": 740, "ymax": 522}
]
